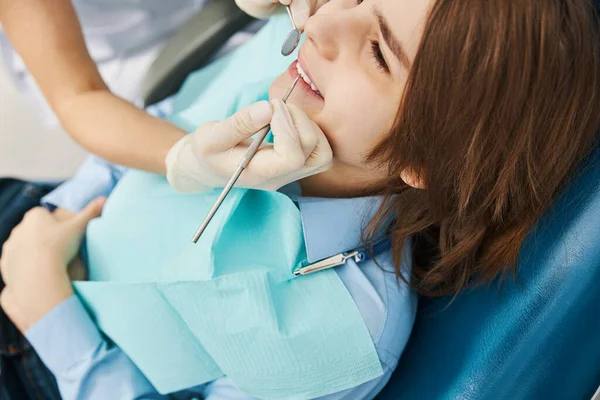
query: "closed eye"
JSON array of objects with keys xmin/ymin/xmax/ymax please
[
  {"xmin": 355, "ymin": 0, "xmax": 389, "ymax": 73},
  {"xmin": 370, "ymin": 41, "xmax": 390, "ymax": 73}
]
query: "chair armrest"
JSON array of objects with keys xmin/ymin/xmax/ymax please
[{"xmin": 139, "ymin": 0, "xmax": 255, "ymax": 107}]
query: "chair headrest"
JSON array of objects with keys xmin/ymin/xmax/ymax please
[{"xmin": 379, "ymin": 147, "xmax": 600, "ymax": 399}]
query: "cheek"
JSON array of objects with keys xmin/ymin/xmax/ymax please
[
  {"xmin": 271, "ymin": 73, "xmax": 401, "ymax": 167},
  {"xmin": 315, "ymin": 86, "xmax": 397, "ymax": 164}
]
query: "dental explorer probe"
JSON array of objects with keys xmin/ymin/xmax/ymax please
[{"xmin": 191, "ymin": 75, "xmax": 301, "ymax": 243}]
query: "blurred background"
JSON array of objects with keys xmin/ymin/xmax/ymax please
[
  {"xmin": 0, "ymin": 56, "xmax": 88, "ymax": 180},
  {"xmin": 0, "ymin": 0, "xmax": 210, "ymax": 181}
]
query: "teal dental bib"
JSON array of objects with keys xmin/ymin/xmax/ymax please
[
  {"xmin": 73, "ymin": 16, "xmax": 382, "ymax": 399},
  {"xmin": 75, "ymin": 174, "xmax": 382, "ymax": 398}
]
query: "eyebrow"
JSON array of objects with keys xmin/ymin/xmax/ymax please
[{"xmin": 374, "ymin": 6, "xmax": 411, "ymax": 70}]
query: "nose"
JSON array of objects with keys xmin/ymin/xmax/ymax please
[{"xmin": 303, "ymin": 5, "xmax": 367, "ymax": 62}]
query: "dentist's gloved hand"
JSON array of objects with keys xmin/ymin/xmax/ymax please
[
  {"xmin": 235, "ymin": 0, "xmax": 329, "ymax": 30},
  {"xmin": 166, "ymin": 100, "xmax": 333, "ymax": 193}
]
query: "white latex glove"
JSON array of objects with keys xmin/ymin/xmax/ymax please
[
  {"xmin": 234, "ymin": 0, "xmax": 329, "ymax": 30},
  {"xmin": 166, "ymin": 100, "xmax": 333, "ymax": 193}
]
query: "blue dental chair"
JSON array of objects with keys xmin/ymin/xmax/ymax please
[
  {"xmin": 140, "ymin": 1, "xmax": 600, "ymax": 398},
  {"xmin": 377, "ymin": 149, "xmax": 600, "ymax": 400}
]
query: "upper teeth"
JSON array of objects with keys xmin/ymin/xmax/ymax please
[{"xmin": 296, "ymin": 62, "xmax": 320, "ymax": 94}]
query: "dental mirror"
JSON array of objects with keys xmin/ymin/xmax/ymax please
[{"xmin": 282, "ymin": 6, "xmax": 301, "ymax": 56}]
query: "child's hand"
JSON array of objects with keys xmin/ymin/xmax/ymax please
[{"xmin": 0, "ymin": 198, "xmax": 104, "ymax": 332}]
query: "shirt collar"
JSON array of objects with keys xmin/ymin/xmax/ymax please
[{"xmin": 296, "ymin": 196, "xmax": 384, "ymax": 263}]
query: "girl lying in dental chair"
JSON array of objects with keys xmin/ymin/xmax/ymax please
[{"xmin": 2, "ymin": 0, "xmax": 600, "ymax": 399}]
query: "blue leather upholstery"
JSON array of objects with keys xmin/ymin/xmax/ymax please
[{"xmin": 378, "ymin": 148, "xmax": 600, "ymax": 400}]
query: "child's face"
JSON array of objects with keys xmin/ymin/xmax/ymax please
[{"xmin": 270, "ymin": 0, "xmax": 431, "ymax": 189}]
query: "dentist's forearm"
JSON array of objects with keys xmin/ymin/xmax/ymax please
[
  {"xmin": 0, "ymin": 0, "xmax": 185, "ymax": 174},
  {"xmin": 0, "ymin": 0, "xmax": 107, "ymax": 108},
  {"xmin": 56, "ymin": 91, "xmax": 186, "ymax": 174}
]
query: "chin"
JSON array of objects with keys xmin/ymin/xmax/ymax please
[{"xmin": 268, "ymin": 75, "xmax": 288, "ymax": 102}]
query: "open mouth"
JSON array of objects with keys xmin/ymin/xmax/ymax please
[{"xmin": 296, "ymin": 62, "xmax": 323, "ymax": 98}]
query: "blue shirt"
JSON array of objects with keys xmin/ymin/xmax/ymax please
[{"xmin": 31, "ymin": 102, "xmax": 417, "ymax": 400}]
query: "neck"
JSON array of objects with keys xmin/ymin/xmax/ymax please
[{"xmin": 299, "ymin": 161, "xmax": 385, "ymax": 198}]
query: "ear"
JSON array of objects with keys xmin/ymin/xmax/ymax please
[{"xmin": 400, "ymin": 168, "xmax": 426, "ymax": 189}]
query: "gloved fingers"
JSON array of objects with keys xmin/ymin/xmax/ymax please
[
  {"xmin": 235, "ymin": 0, "xmax": 325, "ymax": 29},
  {"xmin": 304, "ymin": 122, "xmax": 333, "ymax": 169},
  {"xmin": 291, "ymin": 0, "xmax": 329, "ymax": 30},
  {"xmin": 285, "ymin": 104, "xmax": 333, "ymax": 170},
  {"xmin": 248, "ymin": 100, "xmax": 333, "ymax": 185},
  {"xmin": 243, "ymin": 100, "xmax": 306, "ymax": 181},
  {"xmin": 166, "ymin": 135, "xmax": 218, "ymax": 193},
  {"xmin": 289, "ymin": 0, "xmax": 311, "ymax": 30},
  {"xmin": 201, "ymin": 101, "xmax": 273, "ymax": 153},
  {"xmin": 258, "ymin": 159, "xmax": 333, "ymax": 191},
  {"xmin": 224, "ymin": 138, "xmax": 257, "ymax": 165},
  {"xmin": 285, "ymin": 103, "xmax": 333, "ymax": 168},
  {"xmin": 269, "ymin": 99, "xmax": 308, "ymax": 169},
  {"xmin": 235, "ymin": 0, "xmax": 283, "ymax": 18}
]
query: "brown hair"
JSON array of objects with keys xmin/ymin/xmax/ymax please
[{"xmin": 365, "ymin": 0, "xmax": 600, "ymax": 296}]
